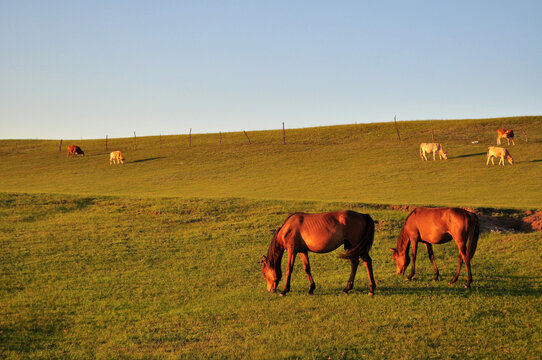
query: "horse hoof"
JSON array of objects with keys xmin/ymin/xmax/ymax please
[
  {"xmin": 368, "ymin": 292, "xmax": 374, "ymax": 296},
  {"xmin": 279, "ymin": 292, "xmax": 286, "ymax": 297},
  {"xmin": 342, "ymin": 290, "xmax": 349, "ymax": 295}
]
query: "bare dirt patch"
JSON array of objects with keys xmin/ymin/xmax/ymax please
[
  {"xmin": 520, "ymin": 211, "xmax": 542, "ymax": 232},
  {"xmin": 464, "ymin": 208, "xmax": 542, "ymax": 233}
]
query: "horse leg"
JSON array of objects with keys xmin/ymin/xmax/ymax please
[
  {"xmin": 362, "ymin": 254, "xmax": 376, "ymax": 295},
  {"xmin": 450, "ymin": 252, "xmax": 463, "ymax": 284},
  {"xmin": 299, "ymin": 252, "xmax": 316, "ymax": 294},
  {"xmin": 406, "ymin": 240, "xmax": 418, "ymax": 281},
  {"xmin": 280, "ymin": 250, "xmax": 296, "ymax": 296},
  {"xmin": 432, "ymin": 150, "xmax": 436, "ymax": 161},
  {"xmin": 460, "ymin": 247, "xmax": 473, "ymax": 288},
  {"xmin": 343, "ymin": 257, "xmax": 359, "ymax": 294},
  {"xmin": 424, "ymin": 243, "xmax": 439, "ymax": 281}
]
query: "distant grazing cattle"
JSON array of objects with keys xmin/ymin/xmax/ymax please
[
  {"xmin": 487, "ymin": 146, "xmax": 513, "ymax": 166},
  {"xmin": 497, "ymin": 129, "xmax": 515, "ymax": 145},
  {"xmin": 67, "ymin": 145, "xmax": 84, "ymax": 158},
  {"xmin": 109, "ymin": 151, "xmax": 125, "ymax": 165},
  {"xmin": 420, "ymin": 143, "xmax": 448, "ymax": 161}
]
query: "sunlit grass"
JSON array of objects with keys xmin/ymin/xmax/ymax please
[
  {"xmin": 1, "ymin": 194, "xmax": 540, "ymax": 359},
  {"xmin": 0, "ymin": 116, "xmax": 541, "ymax": 208},
  {"xmin": 1, "ymin": 116, "xmax": 541, "ymax": 358}
]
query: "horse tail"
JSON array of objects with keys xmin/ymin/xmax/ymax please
[
  {"xmin": 466, "ymin": 212, "xmax": 479, "ymax": 261},
  {"xmin": 339, "ymin": 214, "xmax": 375, "ymax": 260}
]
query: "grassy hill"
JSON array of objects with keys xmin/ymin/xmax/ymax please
[
  {"xmin": 1, "ymin": 116, "xmax": 541, "ymax": 208},
  {"xmin": 1, "ymin": 116, "xmax": 541, "ymax": 359}
]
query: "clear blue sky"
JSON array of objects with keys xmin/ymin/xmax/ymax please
[{"xmin": 1, "ymin": 1, "xmax": 541, "ymax": 139}]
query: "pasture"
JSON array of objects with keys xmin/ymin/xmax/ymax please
[{"xmin": 1, "ymin": 117, "xmax": 541, "ymax": 359}]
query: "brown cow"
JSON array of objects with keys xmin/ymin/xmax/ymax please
[
  {"xmin": 109, "ymin": 151, "xmax": 125, "ymax": 165},
  {"xmin": 67, "ymin": 145, "xmax": 84, "ymax": 158},
  {"xmin": 497, "ymin": 129, "xmax": 515, "ymax": 145},
  {"xmin": 487, "ymin": 146, "xmax": 513, "ymax": 166}
]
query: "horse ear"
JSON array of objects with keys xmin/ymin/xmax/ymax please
[
  {"xmin": 389, "ymin": 248, "xmax": 396, "ymax": 252},
  {"xmin": 260, "ymin": 255, "xmax": 267, "ymax": 264}
]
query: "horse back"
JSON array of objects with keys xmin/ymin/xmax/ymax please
[
  {"xmin": 281, "ymin": 211, "xmax": 367, "ymax": 253},
  {"xmin": 408, "ymin": 207, "xmax": 474, "ymax": 244}
]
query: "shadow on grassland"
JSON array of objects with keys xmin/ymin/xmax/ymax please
[
  {"xmin": 132, "ymin": 156, "xmax": 166, "ymax": 163},
  {"xmin": 375, "ymin": 275, "xmax": 540, "ymax": 297},
  {"xmin": 453, "ymin": 152, "xmax": 486, "ymax": 159}
]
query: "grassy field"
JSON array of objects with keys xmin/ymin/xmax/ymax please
[
  {"xmin": 0, "ymin": 116, "xmax": 541, "ymax": 208},
  {"xmin": 1, "ymin": 117, "xmax": 541, "ymax": 359},
  {"xmin": 1, "ymin": 193, "xmax": 540, "ymax": 359}
]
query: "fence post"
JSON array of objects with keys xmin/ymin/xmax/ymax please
[
  {"xmin": 59, "ymin": 139, "xmax": 63, "ymax": 152},
  {"xmin": 394, "ymin": 115, "xmax": 401, "ymax": 141},
  {"xmin": 106, "ymin": 135, "xmax": 108, "ymax": 151},
  {"xmin": 189, "ymin": 128, "xmax": 192, "ymax": 147},
  {"xmin": 133, "ymin": 131, "xmax": 137, "ymax": 150},
  {"xmin": 282, "ymin": 122, "xmax": 286, "ymax": 145},
  {"xmin": 243, "ymin": 131, "xmax": 251, "ymax": 144}
]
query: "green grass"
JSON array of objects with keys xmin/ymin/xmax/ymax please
[
  {"xmin": 0, "ymin": 116, "xmax": 541, "ymax": 208},
  {"xmin": 1, "ymin": 193, "xmax": 540, "ymax": 359},
  {"xmin": 1, "ymin": 116, "xmax": 541, "ymax": 358}
]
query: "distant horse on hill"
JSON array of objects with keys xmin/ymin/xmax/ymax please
[
  {"xmin": 390, "ymin": 207, "xmax": 479, "ymax": 288},
  {"xmin": 261, "ymin": 211, "xmax": 376, "ymax": 296}
]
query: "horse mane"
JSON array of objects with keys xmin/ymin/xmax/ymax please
[
  {"xmin": 266, "ymin": 227, "xmax": 282, "ymax": 266},
  {"xmin": 396, "ymin": 210, "xmax": 415, "ymax": 253},
  {"xmin": 266, "ymin": 213, "xmax": 299, "ymax": 265}
]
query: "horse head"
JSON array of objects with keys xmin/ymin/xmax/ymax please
[
  {"xmin": 390, "ymin": 248, "xmax": 410, "ymax": 275},
  {"xmin": 261, "ymin": 255, "xmax": 282, "ymax": 293}
]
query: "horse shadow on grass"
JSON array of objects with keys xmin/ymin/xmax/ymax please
[
  {"xmin": 298, "ymin": 274, "xmax": 541, "ymax": 298},
  {"xmin": 369, "ymin": 274, "xmax": 540, "ymax": 298}
]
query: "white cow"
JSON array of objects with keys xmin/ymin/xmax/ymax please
[
  {"xmin": 487, "ymin": 147, "xmax": 513, "ymax": 166},
  {"xmin": 109, "ymin": 151, "xmax": 125, "ymax": 165},
  {"xmin": 420, "ymin": 143, "xmax": 448, "ymax": 161}
]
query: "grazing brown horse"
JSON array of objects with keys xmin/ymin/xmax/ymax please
[
  {"xmin": 261, "ymin": 211, "xmax": 376, "ymax": 296},
  {"xmin": 390, "ymin": 207, "xmax": 479, "ymax": 288}
]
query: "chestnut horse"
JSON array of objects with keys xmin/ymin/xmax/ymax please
[
  {"xmin": 261, "ymin": 211, "xmax": 376, "ymax": 296},
  {"xmin": 390, "ymin": 207, "xmax": 479, "ymax": 288}
]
